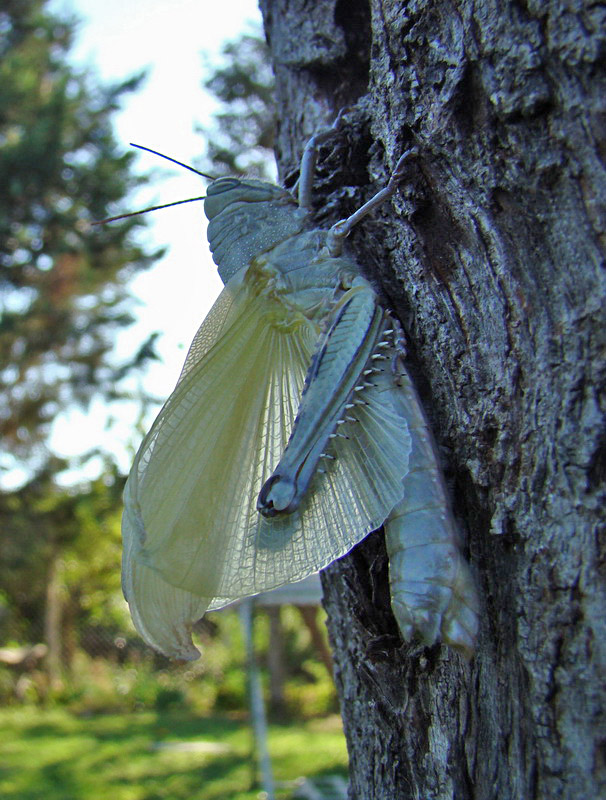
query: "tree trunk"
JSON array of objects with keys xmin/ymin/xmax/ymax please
[
  {"xmin": 297, "ymin": 605, "xmax": 334, "ymax": 677},
  {"xmin": 259, "ymin": 1, "xmax": 606, "ymax": 798},
  {"xmin": 44, "ymin": 552, "xmax": 63, "ymax": 691}
]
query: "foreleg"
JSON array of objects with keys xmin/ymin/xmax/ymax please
[{"xmin": 298, "ymin": 108, "xmax": 351, "ymax": 210}]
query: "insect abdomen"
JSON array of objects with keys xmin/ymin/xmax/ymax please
[{"xmin": 384, "ymin": 369, "xmax": 479, "ymax": 659}]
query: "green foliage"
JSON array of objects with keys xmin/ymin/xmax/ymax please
[
  {"xmin": 0, "ymin": 0, "xmax": 161, "ymax": 467},
  {"xmin": 0, "ymin": 706, "xmax": 348, "ymax": 800},
  {"xmin": 283, "ymin": 660, "xmax": 339, "ymax": 718},
  {"xmin": 198, "ymin": 26, "xmax": 276, "ymax": 179},
  {"xmin": 0, "ymin": 597, "xmax": 338, "ymax": 722},
  {"xmin": 0, "ymin": 466, "xmax": 128, "ymax": 652},
  {"xmin": 0, "ymin": 0, "xmax": 163, "ymax": 686}
]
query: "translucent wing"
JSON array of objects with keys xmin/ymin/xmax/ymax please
[
  {"xmin": 123, "ymin": 267, "xmax": 411, "ymax": 659},
  {"xmin": 122, "ymin": 502, "xmax": 208, "ymax": 660},
  {"xmin": 122, "ymin": 270, "xmax": 316, "ymax": 658},
  {"xmin": 121, "ymin": 275, "xmax": 251, "ymax": 659}
]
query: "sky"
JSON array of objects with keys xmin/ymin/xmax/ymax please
[{"xmin": 37, "ymin": 0, "xmax": 266, "ymax": 485}]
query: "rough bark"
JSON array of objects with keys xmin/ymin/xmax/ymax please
[{"xmin": 259, "ymin": 1, "xmax": 606, "ymax": 798}]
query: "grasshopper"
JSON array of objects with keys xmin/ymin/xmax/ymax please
[{"xmin": 122, "ymin": 117, "xmax": 479, "ymax": 660}]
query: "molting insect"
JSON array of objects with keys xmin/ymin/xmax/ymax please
[{"xmin": 121, "ymin": 117, "xmax": 479, "ymax": 661}]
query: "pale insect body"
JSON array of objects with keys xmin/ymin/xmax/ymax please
[{"xmin": 121, "ymin": 119, "xmax": 479, "ymax": 661}]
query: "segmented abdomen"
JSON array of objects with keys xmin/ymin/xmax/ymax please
[{"xmin": 384, "ymin": 367, "xmax": 479, "ymax": 659}]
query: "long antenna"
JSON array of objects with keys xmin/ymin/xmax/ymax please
[
  {"xmin": 130, "ymin": 143, "xmax": 216, "ymax": 180},
  {"xmin": 93, "ymin": 195, "xmax": 206, "ymax": 225},
  {"xmin": 94, "ymin": 143, "xmax": 217, "ymax": 224}
]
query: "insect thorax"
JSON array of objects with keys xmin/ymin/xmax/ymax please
[
  {"xmin": 206, "ymin": 196, "xmax": 309, "ymax": 284},
  {"xmin": 244, "ymin": 229, "xmax": 361, "ymax": 324}
]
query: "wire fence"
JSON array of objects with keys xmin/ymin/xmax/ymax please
[{"xmin": 0, "ymin": 581, "xmax": 337, "ymax": 719}]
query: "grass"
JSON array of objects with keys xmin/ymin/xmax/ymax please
[{"xmin": 0, "ymin": 706, "xmax": 348, "ymax": 799}]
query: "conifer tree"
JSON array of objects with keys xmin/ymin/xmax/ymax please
[{"xmin": 0, "ymin": 0, "xmax": 159, "ymax": 473}]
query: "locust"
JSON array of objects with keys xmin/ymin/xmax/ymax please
[{"xmin": 121, "ymin": 116, "xmax": 479, "ymax": 661}]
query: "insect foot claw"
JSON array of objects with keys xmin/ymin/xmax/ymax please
[
  {"xmin": 392, "ymin": 147, "xmax": 419, "ymax": 181},
  {"xmin": 333, "ymin": 106, "xmax": 353, "ymax": 128}
]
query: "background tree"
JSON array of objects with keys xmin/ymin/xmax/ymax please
[
  {"xmin": 0, "ymin": 463, "xmax": 126, "ymax": 685},
  {"xmin": 197, "ymin": 27, "xmax": 275, "ymax": 179},
  {"xmin": 0, "ymin": 0, "xmax": 160, "ymax": 679},
  {"xmin": 0, "ymin": 0, "xmax": 159, "ymax": 474},
  {"xmin": 259, "ymin": 1, "xmax": 606, "ymax": 798}
]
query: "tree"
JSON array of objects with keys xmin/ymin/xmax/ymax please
[
  {"xmin": 259, "ymin": 1, "xmax": 606, "ymax": 798},
  {"xmin": 197, "ymin": 26, "xmax": 276, "ymax": 179},
  {"xmin": 0, "ymin": 461, "xmax": 127, "ymax": 680},
  {"xmin": 0, "ymin": 0, "xmax": 161, "ymax": 684},
  {"xmin": 0, "ymin": 0, "xmax": 159, "ymax": 474}
]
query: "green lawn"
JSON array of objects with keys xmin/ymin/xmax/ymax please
[{"xmin": 0, "ymin": 706, "xmax": 348, "ymax": 800}]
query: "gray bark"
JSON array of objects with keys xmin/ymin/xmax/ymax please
[{"xmin": 259, "ymin": 1, "xmax": 606, "ymax": 798}]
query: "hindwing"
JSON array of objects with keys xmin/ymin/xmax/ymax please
[{"xmin": 123, "ymin": 265, "xmax": 411, "ymax": 659}]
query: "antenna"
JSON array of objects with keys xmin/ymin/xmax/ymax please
[
  {"xmin": 93, "ymin": 196, "xmax": 206, "ymax": 225},
  {"xmin": 130, "ymin": 143, "xmax": 216, "ymax": 180},
  {"xmin": 94, "ymin": 143, "xmax": 216, "ymax": 224}
]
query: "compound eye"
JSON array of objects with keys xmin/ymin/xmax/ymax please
[{"xmin": 206, "ymin": 177, "xmax": 241, "ymax": 196}]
